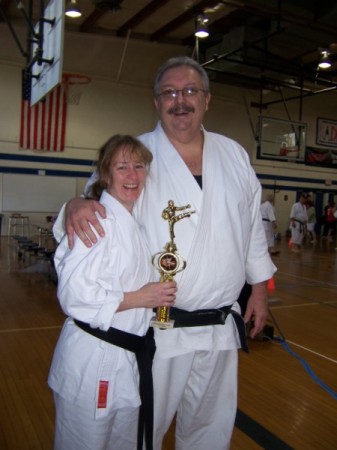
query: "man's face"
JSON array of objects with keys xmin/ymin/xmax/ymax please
[{"xmin": 154, "ymin": 66, "xmax": 211, "ymax": 141}]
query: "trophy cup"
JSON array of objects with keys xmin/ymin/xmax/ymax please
[{"xmin": 150, "ymin": 200, "xmax": 195, "ymax": 329}]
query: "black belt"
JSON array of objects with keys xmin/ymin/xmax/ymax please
[
  {"xmin": 74, "ymin": 319, "xmax": 155, "ymax": 450},
  {"xmin": 294, "ymin": 219, "xmax": 305, "ymax": 232},
  {"xmin": 168, "ymin": 305, "xmax": 249, "ymax": 353},
  {"xmin": 262, "ymin": 218, "xmax": 270, "ymax": 222}
]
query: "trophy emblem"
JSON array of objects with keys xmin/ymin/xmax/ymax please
[{"xmin": 150, "ymin": 200, "xmax": 195, "ymax": 329}]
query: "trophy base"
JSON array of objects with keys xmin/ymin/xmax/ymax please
[{"xmin": 150, "ymin": 318, "xmax": 175, "ymax": 329}]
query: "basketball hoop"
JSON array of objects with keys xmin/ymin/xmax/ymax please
[
  {"xmin": 62, "ymin": 73, "xmax": 91, "ymax": 105},
  {"xmin": 285, "ymin": 147, "xmax": 299, "ymax": 159}
]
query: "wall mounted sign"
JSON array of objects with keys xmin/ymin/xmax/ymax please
[{"xmin": 316, "ymin": 117, "xmax": 337, "ymax": 148}]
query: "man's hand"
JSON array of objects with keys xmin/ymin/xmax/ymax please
[
  {"xmin": 243, "ymin": 281, "xmax": 268, "ymax": 338},
  {"xmin": 65, "ymin": 198, "xmax": 106, "ymax": 249}
]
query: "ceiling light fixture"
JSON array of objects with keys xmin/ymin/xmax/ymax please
[
  {"xmin": 318, "ymin": 50, "xmax": 331, "ymax": 69},
  {"xmin": 195, "ymin": 15, "xmax": 209, "ymax": 39},
  {"xmin": 65, "ymin": 0, "xmax": 82, "ymax": 19}
]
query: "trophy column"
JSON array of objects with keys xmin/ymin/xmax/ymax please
[{"xmin": 150, "ymin": 200, "xmax": 195, "ymax": 329}]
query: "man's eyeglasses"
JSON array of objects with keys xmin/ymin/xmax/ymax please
[{"xmin": 156, "ymin": 87, "xmax": 207, "ymax": 99}]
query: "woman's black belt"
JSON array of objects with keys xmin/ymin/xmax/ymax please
[
  {"xmin": 74, "ymin": 319, "xmax": 155, "ymax": 450},
  {"xmin": 168, "ymin": 305, "xmax": 249, "ymax": 353}
]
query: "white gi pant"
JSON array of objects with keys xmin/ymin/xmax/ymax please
[
  {"xmin": 290, "ymin": 222, "xmax": 304, "ymax": 245},
  {"xmin": 307, "ymin": 222, "xmax": 315, "ymax": 233},
  {"xmin": 153, "ymin": 349, "xmax": 238, "ymax": 450},
  {"xmin": 53, "ymin": 392, "xmax": 139, "ymax": 450},
  {"xmin": 263, "ymin": 221, "xmax": 274, "ymax": 248}
]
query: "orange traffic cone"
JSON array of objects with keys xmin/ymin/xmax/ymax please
[{"xmin": 267, "ymin": 277, "xmax": 275, "ymax": 290}]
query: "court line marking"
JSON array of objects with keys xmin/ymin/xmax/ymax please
[
  {"xmin": 270, "ymin": 302, "xmax": 337, "ymax": 309},
  {"xmin": 276, "ymin": 271, "xmax": 337, "ymax": 288},
  {"xmin": 284, "ymin": 339, "xmax": 337, "ymax": 365},
  {"xmin": 235, "ymin": 409, "xmax": 294, "ymax": 450},
  {"xmin": 0, "ymin": 325, "xmax": 62, "ymax": 333}
]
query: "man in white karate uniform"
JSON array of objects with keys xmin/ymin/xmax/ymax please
[
  {"xmin": 260, "ymin": 194, "xmax": 279, "ymax": 255},
  {"xmin": 289, "ymin": 193, "xmax": 308, "ymax": 252},
  {"xmin": 55, "ymin": 56, "xmax": 276, "ymax": 450}
]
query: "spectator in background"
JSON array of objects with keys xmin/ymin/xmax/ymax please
[
  {"xmin": 325, "ymin": 201, "xmax": 336, "ymax": 243},
  {"xmin": 321, "ymin": 202, "xmax": 330, "ymax": 239},
  {"xmin": 290, "ymin": 193, "xmax": 308, "ymax": 252},
  {"xmin": 306, "ymin": 199, "xmax": 317, "ymax": 244},
  {"xmin": 260, "ymin": 194, "xmax": 279, "ymax": 255}
]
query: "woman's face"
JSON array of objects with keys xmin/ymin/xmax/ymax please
[{"xmin": 106, "ymin": 147, "xmax": 148, "ymax": 212}]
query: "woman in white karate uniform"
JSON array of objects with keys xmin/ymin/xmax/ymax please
[{"xmin": 48, "ymin": 135, "xmax": 176, "ymax": 450}]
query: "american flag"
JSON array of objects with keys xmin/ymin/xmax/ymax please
[{"xmin": 20, "ymin": 70, "xmax": 67, "ymax": 152}]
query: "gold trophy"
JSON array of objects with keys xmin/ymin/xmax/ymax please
[{"xmin": 150, "ymin": 200, "xmax": 195, "ymax": 329}]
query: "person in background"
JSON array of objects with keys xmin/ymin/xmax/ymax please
[
  {"xmin": 325, "ymin": 201, "xmax": 336, "ymax": 243},
  {"xmin": 48, "ymin": 134, "xmax": 176, "ymax": 450},
  {"xmin": 306, "ymin": 199, "xmax": 317, "ymax": 244},
  {"xmin": 334, "ymin": 206, "xmax": 337, "ymax": 250},
  {"xmin": 260, "ymin": 194, "xmax": 279, "ymax": 255},
  {"xmin": 53, "ymin": 56, "xmax": 276, "ymax": 450},
  {"xmin": 320, "ymin": 202, "xmax": 329, "ymax": 239},
  {"xmin": 290, "ymin": 193, "xmax": 308, "ymax": 252}
]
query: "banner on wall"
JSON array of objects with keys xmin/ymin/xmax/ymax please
[
  {"xmin": 19, "ymin": 70, "xmax": 67, "ymax": 152},
  {"xmin": 316, "ymin": 117, "xmax": 337, "ymax": 148},
  {"xmin": 305, "ymin": 146, "xmax": 337, "ymax": 168}
]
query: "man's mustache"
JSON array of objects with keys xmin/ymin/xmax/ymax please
[{"xmin": 168, "ymin": 104, "xmax": 195, "ymax": 115}]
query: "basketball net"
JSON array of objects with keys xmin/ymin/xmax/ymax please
[{"xmin": 62, "ymin": 73, "xmax": 91, "ymax": 105}]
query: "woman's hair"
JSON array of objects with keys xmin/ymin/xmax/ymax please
[
  {"xmin": 153, "ymin": 56, "xmax": 210, "ymax": 96},
  {"xmin": 88, "ymin": 134, "xmax": 153, "ymax": 200}
]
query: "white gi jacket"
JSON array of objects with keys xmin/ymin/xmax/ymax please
[
  {"xmin": 290, "ymin": 201, "xmax": 308, "ymax": 224},
  {"xmin": 48, "ymin": 191, "xmax": 154, "ymax": 418},
  {"xmin": 260, "ymin": 200, "xmax": 276, "ymax": 247},
  {"xmin": 260, "ymin": 200, "xmax": 276, "ymax": 223},
  {"xmin": 134, "ymin": 123, "xmax": 276, "ymax": 359}
]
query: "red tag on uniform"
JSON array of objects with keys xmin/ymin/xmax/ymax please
[{"xmin": 97, "ymin": 380, "xmax": 109, "ymax": 408}]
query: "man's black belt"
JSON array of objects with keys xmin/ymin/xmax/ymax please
[
  {"xmin": 294, "ymin": 219, "xmax": 305, "ymax": 232},
  {"xmin": 74, "ymin": 319, "xmax": 155, "ymax": 450},
  {"xmin": 168, "ymin": 305, "xmax": 249, "ymax": 353},
  {"xmin": 262, "ymin": 218, "xmax": 270, "ymax": 222}
]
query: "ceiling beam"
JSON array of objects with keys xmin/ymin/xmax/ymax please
[
  {"xmin": 150, "ymin": 0, "xmax": 220, "ymax": 42},
  {"xmin": 117, "ymin": 0, "xmax": 171, "ymax": 37},
  {"xmin": 80, "ymin": 8, "xmax": 106, "ymax": 33},
  {"xmin": 220, "ymin": 0, "xmax": 337, "ymax": 39}
]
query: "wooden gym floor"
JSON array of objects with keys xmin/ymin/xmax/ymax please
[{"xmin": 0, "ymin": 235, "xmax": 336, "ymax": 449}]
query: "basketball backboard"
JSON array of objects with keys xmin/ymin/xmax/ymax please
[
  {"xmin": 30, "ymin": 0, "xmax": 64, "ymax": 106},
  {"xmin": 257, "ymin": 116, "xmax": 307, "ymax": 163}
]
